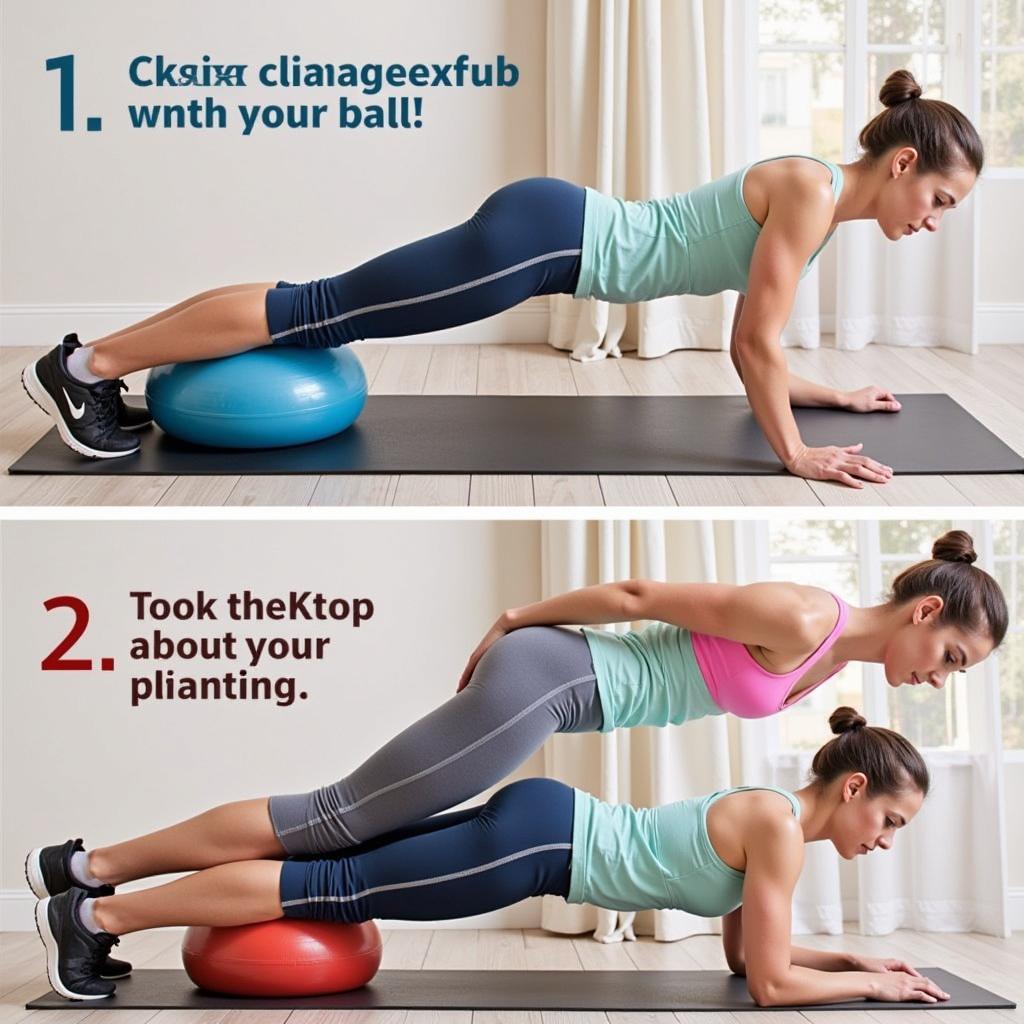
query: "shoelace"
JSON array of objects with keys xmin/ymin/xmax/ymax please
[
  {"xmin": 92, "ymin": 380, "xmax": 125, "ymax": 438},
  {"xmin": 84, "ymin": 931, "xmax": 120, "ymax": 971}
]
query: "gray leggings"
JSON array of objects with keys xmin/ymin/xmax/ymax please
[{"xmin": 268, "ymin": 625, "xmax": 602, "ymax": 855}]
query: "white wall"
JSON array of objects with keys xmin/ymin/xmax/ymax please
[
  {"xmin": 3, "ymin": 0, "xmax": 1019, "ymax": 347},
  {"xmin": 0, "ymin": 0, "xmax": 547, "ymax": 341},
  {"xmin": 0, "ymin": 519, "xmax": 543, "ymax": 927}
]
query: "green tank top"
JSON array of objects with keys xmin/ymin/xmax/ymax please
[
  {"xmin": 582, "ymin": 623, "xmax": 723, "ymax": 732},
  {"xmin": 568, "ymin": 784, "xmax": 801, "ymax": 916},
  {"xmin": 573, "ymin": 154, "xmax": 843, "ymax": 303}
]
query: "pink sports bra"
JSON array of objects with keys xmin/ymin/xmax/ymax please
[{"xmin": 691, "ymin": 593, "xmax": 849, "ymax": 718}]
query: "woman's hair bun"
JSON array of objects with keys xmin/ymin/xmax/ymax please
[
  {"xmin": 879, "ymin": 69, "xmax": 923, "ymax": 107},
  {"xmin": 932, "ymin": 529, "xmax": 977, "ymax": 565},
  {"xmin": 829, "ymin": 706, "xmax": 867, "ymax": 735}
]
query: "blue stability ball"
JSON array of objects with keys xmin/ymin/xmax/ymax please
[{"xmin": 145, "ymin": 347, "xmax": 368, "ymax": 449}]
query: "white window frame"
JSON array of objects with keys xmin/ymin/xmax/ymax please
[{"xmin": 746, "ymin": 0, "xmax": 1021, "ymax": 176}]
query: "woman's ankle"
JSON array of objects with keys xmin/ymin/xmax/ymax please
[
  {"xmin": 85, "ymin": 849, "xmax": 121, "ymax": 887},
  {"xmin": 83, "ymin": 344, "xmax": 123, "ymax": 381}
]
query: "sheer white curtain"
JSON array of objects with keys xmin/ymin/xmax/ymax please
[
  {"xmin": 834, "ymin": 197, "xmax": 978, "ymax": 352},
  {"xmin": 539, "ymin": 519, "xmax": 731, "ymax": 942},
  {"xmin": 544, "ymin": 0, "xmax": 739, "ymax": 361}
]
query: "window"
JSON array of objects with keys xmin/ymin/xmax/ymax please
[
  {"xmin": 755, "ymin": 1, "xmax": 1021, "ymax": 172},
  {"xmin": 761, "ymin": 68, "xmax": 789, "ymax": 125},
  {"xmin": 758, "ymin": 2, "xmax": 844, "ymax": 161},
  {"xmin": 980, "ymin": 0, "xmax": 1024, "ymax": 168},
  {"xmin": 991, "ymin": 521, "xmax": 1024, "ymax": 750}
]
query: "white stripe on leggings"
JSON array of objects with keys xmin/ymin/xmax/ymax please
[
  {"xmin": 269, "ymin": 247, "xmax": 583, "ymax": 342},
  {"xmin": 281, "ymin": 841, "xmax": 572, "ymax": 907},
  {"xmin": 276, "ymin": 671, "xmax": 596, "ymax": 838}
]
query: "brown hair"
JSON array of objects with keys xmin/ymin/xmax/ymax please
[
  {"xmin": 858, "ymin": 69, "xmax": 984, "ymax": 176},
  {"xmin": 889, "ymin": 529, "xmax": 1007, "ymax": 646},
  {"xmin": 810, "ymin": 707, "xmax": 929, "ymax": 797}
]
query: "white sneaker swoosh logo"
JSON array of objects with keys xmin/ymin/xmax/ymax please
[{"xmin": 62, "ymin": 387, "xmax": 85, "ymax": 420}]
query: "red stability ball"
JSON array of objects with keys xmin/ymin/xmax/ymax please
[{"xmin": 182, "ymin": 919, "xmax": 383, "ymax": 998}]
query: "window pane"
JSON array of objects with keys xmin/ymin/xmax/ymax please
[
  {"xmin": 760, "ymin": 0, "xmax": 844, "ymax": 46},
  {"xmin": 994, "ymin": 520, "xmax": 1012, "ymax": 556},
  {"xmin": 769, "ymin": 561, "xmax": 860, "ymax": 604},
  {"xmin": 926, "ymin": 0, "xmax": 947, "ymax": 47},
  {"xmin": 981, "ymin": 54, "xmax": 1024, "ymax": 170},
  {"xmin": 778, "ymin": 664, "xmax": 864, "ymax": 750},
  {"xmin": 770, "ymin": 520, "xmax": 855, "ymax": 557},
  {"xmin": 999, "ymin": 631, "xmax": 1024, "ymax": 750},
  {"xmin": 868, "ymin": 0, "xmax": 926, "ymax": 45},
  {"xmin": 982, "ymin": 0, "xmax": 1024, "ymax": 47},
  {"xmin": 889, "ymin": 674, "xmax": 965, "ymax": 748},
  {"xmin": 879, "ymin": 520, "xmax": 953, "ymax": 556},
  {"xmin": 868, "ymin": 52, "xmax": 942, "ymax": 114},
  {"xmin": 992, "ymin": 560, "xmax": 1024, "ymax": 625},
  {"xmin": 759, "ymin": 52, "xmax": 844, "ymax": 162}
]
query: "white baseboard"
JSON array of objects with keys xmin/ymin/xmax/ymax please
[
  {"xmin": 1010, "ymin": 887, "xmax": 1024, "ymax": 930},
  {"xmin": 0, "ymin": 300, "xmax": 551, "ymax": 347},
  {"xmin": 0, "ymin": 887, "xmax": 540, "ymax": 933},
  {"xmin": 4, "ymin": 301, "xmax": 1021, "ymax": 349},
  {"xmin": 977, "ymin": 304, "xmax": 1024, "ymax": 344}
]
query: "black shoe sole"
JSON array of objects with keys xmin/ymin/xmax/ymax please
[
  {"xmin": 33, "ymin": 898, "xmax": 114, "ymax": 1001},
  {"xmin": 21, "ymin": 362, "xmax": 140, "ymax": 460}
]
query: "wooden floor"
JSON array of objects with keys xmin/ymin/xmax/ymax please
[
  {"xmin": 4, "ymin": 342, "xmax": 1024, "ymax": 507},
  {"xmin": 2, "ymin": 926, "xmax": 1022, "ymax": 1022}
]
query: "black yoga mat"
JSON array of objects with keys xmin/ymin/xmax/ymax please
[
  {"xmin": 9, "ymin": 394, "xmax": 1024, "ymax": 476},
  {"xmin": 25, "ymin": 967, "xmax": 1015, "ymax": 1012}
]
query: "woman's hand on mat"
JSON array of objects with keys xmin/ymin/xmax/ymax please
[
  {"xmin": 457, "ymin": 619, "xmax": 509, "ymax": 692},
  {"xmin": 851, "ymin": 956, "xmax": 922, "ymax": 977},
  {"xmin": 868, "ymin": 970, "xmax": 950, "ymax": 1003},
  {"xmin": 785, "ymin": 443, "xmax": 893, "ymax": 488},
  {"xmin": 843, "ymin": 386, "xmax": 902, "ymax": 414}
]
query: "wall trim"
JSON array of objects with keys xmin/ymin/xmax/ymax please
[
  {"xmin": 977, "ymin": 303, "xmax": 1024, "ymax": 345},
  {"xmin": 1010, "ymin": 887, "xmax": 1024, "ymax": 930},
  {"xmin": 0, "ymin": 888, "xmax": 540, "ymax": 933},
  {"xmin": 5, "ymin": 888, "xmax": 1019, "ymax": 934},
  {"xmin": 0, "ymin": 299, "xmax": 551, "ymax": 348},
  {"xmin": 4, "ymin": 301, "xmax": 1022, "ymax": 349}
]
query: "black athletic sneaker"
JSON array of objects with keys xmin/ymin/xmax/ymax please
[
  {"xmin": 26, "ymin": 840, "xmax": 133, "ymax": 979},
  {"xmin": 116, "ymin": 381, "xmax": 154, "ymax": 430},
  {"xmin": 34, "ymin": 887, "xmax": 120, "ymax": 1000},
  {"xmin": 21, "ymin": 334, "xmax": 141, "ymax": 458}
]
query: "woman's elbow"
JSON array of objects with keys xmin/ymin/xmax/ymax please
[
  {"xmin": 619, "ymin": 579, "xmax": 652, "ymax": 621},
  {"xmin": 746, "ymin": 977, "xmax": 785, "ymax": 1007}
]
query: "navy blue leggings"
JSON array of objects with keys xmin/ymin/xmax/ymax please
[
  {"xmin": 278, "ymin": 778, "xmax": 574, "ymax": 923},
  {"xmin": 265, "ymin": 177, "xmax": 586, "ymax": 348}
]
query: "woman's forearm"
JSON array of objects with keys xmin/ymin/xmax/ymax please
[
  {"xmin": 787, "ymin": 372, "xmax": 846, "ymax": 409},
  {"xmin": 789, "ymin": 945, "xmax": 858, "ymax": 972},
  {"xmin": 751, "ymin": 965, "xmax": 877, "ymax": 1007},
  {"xmin": 734, "ymin": 335, "xmax": 805, "ymax": 467},
  {"xmin": 502, "ymin": 581, "xmax": 645, "ymax": 630}
]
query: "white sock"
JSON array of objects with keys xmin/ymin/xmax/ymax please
[
  {"xmin": 70, "ymin": 850, "xmax": 104, "ymax": 887},
  {"xmin": 66, "ymin": 346, "xmax": 103, "ymax": 385},
  {"xmin": 76, "ymin": 898, "xmax": 103, "ymax": 935}
]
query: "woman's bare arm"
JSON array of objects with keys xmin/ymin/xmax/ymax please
[
  {"xmin": 740, "ymin": 811, "xmax": 947, "ymax": 1005},
  {"xmin": 733, "ymin": 184, "xmax": 892, "ymax": 487},
  {"xmin": 730, "ymin": 293, "xmax": 845, "ymax": 409}
]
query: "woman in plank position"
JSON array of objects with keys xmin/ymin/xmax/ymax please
[
  {"xmin": 23, "ymin": 70, "xmax": 981, "ymax": 486},
  {"xmin": 34, "ymin": 707, "xmax": 949, "ymax": 1006}
]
